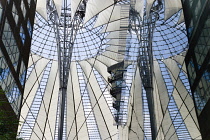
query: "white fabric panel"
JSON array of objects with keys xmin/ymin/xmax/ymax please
[
  {"xmin": 164, "ymin": 0, "xmax": 182, "ymax": 21},
  {"xmin": 128, "ymin": 67, "xmax": 144, "ymax": 139},
  {"xmin": 173, "ymin": 55, "xmax": 187, "ymax": 73},
  {"xmin": 84, "ymin": 73, "xmax": 111, "ymax": 140},
  {"xmin": 33, "ymin": 61, "xmax": 59, "ymax": 139},
  {"xmin": 153, "ymin": 60, "xmax": 179, "ymax": 139},
  {"xmin": 119, "ymin": 125, "xmax": 129, "ymax": 140},
  {"xmin": 53, "ymin": 0, "xmax": 62, "ymax": 17},
  {"xmin": 163, "ymin": 59, "xmax": 180, "ymax": 79},
  {"xmin": 181, "ymin": 51, "xmax": 187, "ymax": 56},
  {"xmin": 173, "ymin": 54, "xmax": 185, "ymax": 64},
  {"xmin": 135, "ymin": 0, "xmax": 144, "ymax": 19},
  {"xmin": 178, "ymin": 9, "xmax": 185, "ymax": 24},
  {"xmin": 172, "ymin": 88, "xmax": 201, "ymax": 139},
  {"xmin": 67, "ymin": 62, "xmax": 89, "ymax": 139},
  {"xmin": 71, "ymin": 0, "xmax": 81, "ymax": 19},
  {"xmin": 94, "ymin": 5, "xmax": 129, "ymax": 28},
  {"xmin": 34, "ymin": 16, "xmax": 37, "ymax": 25},
  {"xmin": 153, "ymin": 78, "xmax": 164, "ymax": 140},
  {"xmin": 87, "ymin": 59, "xmax": 110, "ymax": 83},
  {"xmin": 84, "ymin": 0, "xmax": 114, "ymax": 23},
  {"xmin": 28, "ymin": 53, "xmax": 42, "ymax": 67},
  {"xmin": 106, "ymin": 32, "xmax": 119, "ymax": 39},
  {"xmin": 106, "ymin": 39, "xmax": 119, "ymax": 46},
  {"xmin": 30, "ymin": 102, "xmax": 48, "ymax": 139},
  {"xmin": 154, "ymin": 76, "xmax": 178, "ymax": 140},
  {"xmin": 30, "ymin": 132, "xmax": 40, "ymax": 140},
  {"xmin": 106, "ymin": 31, "xmax": 127, "ymax": 39},
  {"xmin": 106, "ymin": 39, "xmax": 126, "ymax": 58},
  {"xmin": 18, "ymin": 82, "xmax": 39, "ymax": 132},
  {"xmin": 106, "ymin": 37, "xmax": 127, "ymax": 47},
  {"xmin": 92, "ymin": 55, "xmax": 118, "ymax": 67},
  {"xmin": 102, "ymin": 51, "xmax": 124, "ymax": 62},
  {"xmin": 146, "ymin": 0, "xmax": 155, "ymax": 16},
  {"xmin": 164, "ymin": 59, "xmax": 192, "ymax": 106},
  {"xmin": 105, "ymin": 45, "xmax": 120, "ymax": 53},
  {"xmin": 18, "ymin": 58, "xmax": 49, "ymax": 132},
  {"xmin": 164, "ymin": 59, "xmax": 201, "ymax": 139},
  {"xmin": 94, "ymin": 5, "xmax": 121, "ymax": 28},
  {"xmin": 153, "ymin": 61, "xmax": 169, "ymax": 111},
  {"xmin": 31, "ymin": 76, "xmax": 60, "ymax": 140},
  {"xmin": 130, "ymin": 0, "xmax": 135, "ymax": 6},
  {"xmin": 162, "ymin": 110, "xmax": 178, "ymax": 140},
  {"xmin": 23, "ymin": 58, "xmax": 49, "ymax": 102},
  {"xmin": 66, "ymin": 62, "xmax": 77, "ymax": 139},
  {"xmin": 36, "ymin": 0, "xmax": 47, "ymax": 20},
  {"xmin": 101, "ymin": 19, "xmax": 129, "ymax": 33},
  {"xmin": 43, "ymin": 62, "xmax": 59, "ymax": 139},
  {"xmin": 79, "ymin": 61, "xmax": 118, "ymax": 140},
  {"xmin": 175, "ymin": 79, "xmax": 198, "ymax": 123}
]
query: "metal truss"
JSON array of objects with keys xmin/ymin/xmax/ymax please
[
  {"xmin": 136, "ymin": 1, "xmax": 162, "ymax": 139},
  {"xmin": 47, "ymin": 0, "xmax": 85, "ymax": 139}
]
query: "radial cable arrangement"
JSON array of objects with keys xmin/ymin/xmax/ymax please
[{"xmin": 17, "ymin": 0, "xmax": 202, "ymax": 140}]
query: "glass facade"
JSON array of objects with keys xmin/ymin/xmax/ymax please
[
  {"xmin": 193, "ymin": 16, "xmax": 210, "ymax": 113},
  {"xmin": 182, "ymin": 0, "xmax": 208, "ymax": 38},
  {"xmin": 183, "ymin": 0, "xmax": 210, "ymax": 139},
  {"xmin": 0, "ymin": 3, "xmax": 2, "ymax": 21},
  {"xmin": 0, "ymin": 0, "xmax": 36, "ymax": 116},
  {"xmin": 185, "ymin": 1, "xmax": 210, "ymax": 115}
]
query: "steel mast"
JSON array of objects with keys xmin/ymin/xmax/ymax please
[
  {"xmin": 47, "ymin": 0, "xmax": 85, "ymax": 139},
  {"xmin": 137, "ymin": 1, "xmax": 162, "ymax": 139}
]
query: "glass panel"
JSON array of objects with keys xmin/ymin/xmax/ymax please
[
  {"xmin": 0, "ymin": 3, "xmax": 2, "ymax": 22},
  {"xmin": 2, "ymin": 19, "xmax": 20, "ymax": 72},
  {"xmin": 12, "ymin": 3, "xmax": 18, "ymax": 24},
  {"xmin": 21, "ymin": 1, "xmax": 26, "ymax": 18},
  {"xmin": 20, "ymin": 26, "xmax": 25, "ymax": 44},
  {"xmin": 19, "ymin": 62, "xmax": 26, "ymax": 86},
  {"xmin": 27, "ymin": 20, "xmax": 32, "ymax": 37}
]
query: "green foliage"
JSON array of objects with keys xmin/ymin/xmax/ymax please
[{"xmin": 0, "ymin": 88, "xmax": 20, "ymax": 139}]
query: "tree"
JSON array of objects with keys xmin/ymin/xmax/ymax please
[{"xmin": 0, "ymin": 88, "xmax": 20, "ymax": 139}]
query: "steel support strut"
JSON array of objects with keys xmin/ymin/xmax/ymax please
[
  {"xmin": 137, "ymin": 1, "xmax": 162, "ymax": 139},
  {"xmin": 139, "ymin": 14, "xmax": 157, "ymax": 140},
  {"xmin": 47, "ymin": 0, "xmax": 85, "ymax": 139}
]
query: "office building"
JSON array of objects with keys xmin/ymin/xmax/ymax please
[
  {"xmin": 182, "ymin": 0, "xmax": 210, "ymax": 139},
  {"xmin": 0, "ymin": 0, "xmax": 36, "ymax": 138}
]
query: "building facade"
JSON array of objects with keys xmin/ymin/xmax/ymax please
[
  {"xmin": 0, "ymin": 0, "xmax": 36, "ymax": 136},
  {"xmin": 183, "ymin": 0, "xmax": 210, "ymax": 139}
]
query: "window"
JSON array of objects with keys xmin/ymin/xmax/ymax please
[
  {"xmin": 27, "ymin": 20, "xmax": 32, "ymax": 37},
  {"xmin": 20, "ymin": 26, "xmax": 25, "ymax": 44},
  {"xmin": 0, "ymin": 3, "xmax": 2, "ymax": 22},
  {"xmin": 21, "ymin": 1, "xmax": 26, "ymax": 18},
  {"xmin": 12, "ymin": 3, "xmax": 18, "ymax": 24}
]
